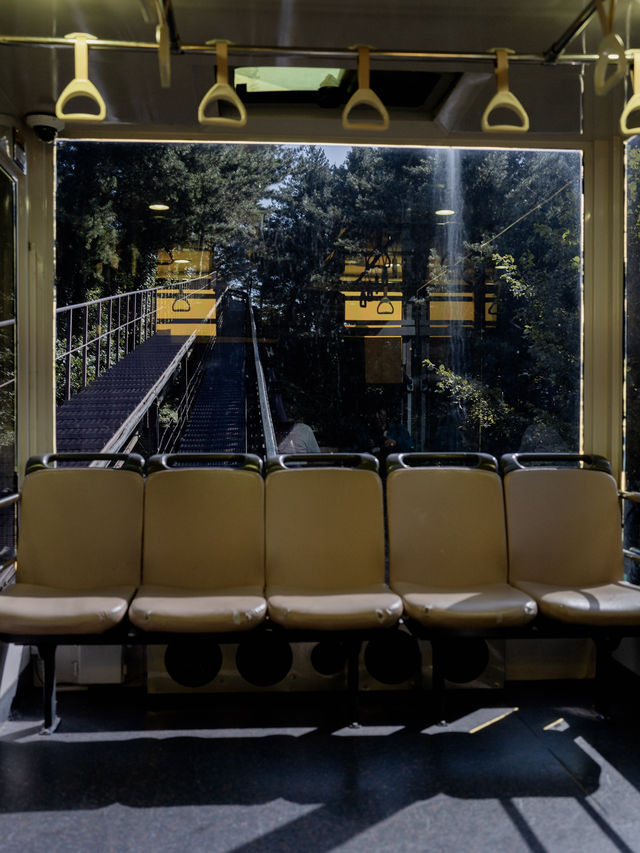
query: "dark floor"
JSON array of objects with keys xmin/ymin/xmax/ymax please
[{"xmin": 2, "ymin": 671, "xmax": 640, "ymax": 853}]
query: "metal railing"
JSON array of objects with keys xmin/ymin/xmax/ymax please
[
  {"xmin": 101, "ymin": 282, "xmax": 226, "ymax": 454},
  {"xmin": 248, "ymin": 298, "xmax": 277, "ymax": 458},
  {"xmin": 155, "ymin": 346, "xmax": 211, "ymax": 454},
  {"xmin": 56, "ymin": 286, "xmax": 161, "ymax": 403},
  {"xmin": 0, "ymin": 491, "xmax": 19, "ymax": 588}
]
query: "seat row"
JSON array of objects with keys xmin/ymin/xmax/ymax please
[{"xmin": 2, "ymin": 449, "xmax": 640, "ymax": 730}]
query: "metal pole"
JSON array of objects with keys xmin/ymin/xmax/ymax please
[
  {"xmin": 65, "ymin": 309, "xmax": 72, "ymax": 401},
  {"xmin": 82, "ymin": 306, "xmax": 89, "ymax": 390},
  {"xmin": 96, "ymin": 303, "xmax": 102, "ymax": 379}
]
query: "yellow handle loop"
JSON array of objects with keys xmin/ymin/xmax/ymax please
[
  {"xmin": 481, "ymin": 48, "xmax": 529, "ymax": 133},
  {"xmin": 594, "ymin": 0, "xmax": 627, "ymax": 95},
  {"xmin": 198, "ymin": 40, "xmax": 247, "ymax": 127},
  {"xmin": 342, "ymin": 45, "xmax": 389, "ymax": 132},
  {"xmin": 55, "ymin": 33, "xmax": 106, "ymax": 122},
  {"xmin": 620, "ymin": 51, "xmax": 640, "ymax": 135}
]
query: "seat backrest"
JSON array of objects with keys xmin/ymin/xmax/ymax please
[
  {"xmin": 143, "ymin": 467, "xmax": 265, "ymax": 589},
  {"xmin": 387, "ymin": 465, "xmax": 509, "ymax": 587},
  {"xmin": 17, "ymin": 467, "xmax": 144, "ymax": 589},
  {"xmin": 504, "ymin": 466, "xmax": 623, "ymax": 586},
  {"xmin": 265, "ymin": 467, "xmax": 385, "ymax": 591}
]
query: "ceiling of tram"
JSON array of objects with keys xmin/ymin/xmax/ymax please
[{"xmin": 0, "ymin": 0, "xmax": 638, "ymax": 137}]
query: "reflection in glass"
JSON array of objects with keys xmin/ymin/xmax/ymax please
[{"xmin": 55, "ymin": 142, "xmax": 582, "ymax": 466}]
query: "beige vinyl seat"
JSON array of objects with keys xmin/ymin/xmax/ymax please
[
  {"xmin": 265, "ymin": 455, "xmax": 402, "ymax": 631},
  {"xmin": 502, "ymin": 453, "xmax": 640, "ymax": 626},
  {"xmin": 0, "ymin": 455, "xmax": 144, "ymax": 637},
  {"xmin": 0, "ymin": 453, "xmax": 145, "ymax": 732},
  {"xmin": 128, "ymin": 454, "xmax": 267, "ymax": 633},
  {"xmin": 387, "ymin": 453, "xmax": 538, "ymax": 630}
]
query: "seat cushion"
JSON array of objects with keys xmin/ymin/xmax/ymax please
[
  {"xmin": 392, "ymin": 581, "xmax": 537, "ymax": 628},
  {"xmin": 128, "ymin": 585, "xmax": 267, "ymax": 632},
  {"xmin": 267, "ymin": 585, "xmax": 403, "ymax": 630},
  {"xmin": 513, "ymin": 580, "xmax": 640, "ymax": 626},
  {"xmin": 0, "ymin": 583, "xmax": 135, "ymax": 635}
]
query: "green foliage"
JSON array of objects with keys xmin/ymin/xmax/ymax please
[
  {"xmin": 56, "ymin": 142, "xmax": 288, "ymax": 306},
  {"xmin": 424, "ymin": 359, "xmax": 514, "ymax": 446}
]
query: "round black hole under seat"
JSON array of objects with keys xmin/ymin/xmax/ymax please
[
  {"xmin": 364, "ymin": 632, "xmax": 422, "ymax": 685},
  {"xmin": 310, "ymin": 640, "xmax": 348, "ymax": 676},
  {"xmin": 438, "ymin": 637, "xmax": 490, "ymax": 684},
  {"xmin": 164, "ymin": 639, "xmax": 223, "ymax": 688},
  {"xmin": 236, "ymin": 634, "xmax": 293, "ymax": 686}
]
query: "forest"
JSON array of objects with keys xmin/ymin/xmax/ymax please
[{"xmin": 55, "ymin": 141, "xmax": 583, "ymax": 458}]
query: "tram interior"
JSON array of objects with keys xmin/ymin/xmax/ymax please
[{"xmin": 2, "ymin": 1, "xmax": 640, "ymax": 850}]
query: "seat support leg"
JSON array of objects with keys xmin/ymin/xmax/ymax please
[
  {"xmin": 593, "ymin": 633, "xmax": 618, "ymax": 720},
  {"xmin": 431, "ymin": 640, "xmax": 447, "ymax": 725},
  {"xmin": 37, "ymin": 644, "xmax": 60, "ymax": 734},
  {"xmin": 346, "ymin": 639, "xmax": 361, "ymax": 727}
]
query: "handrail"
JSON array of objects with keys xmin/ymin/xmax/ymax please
[
  {"xmin": 0, "ymin": 492, "xmax": 19, "ymax": 510},
  {"xmin": 0, "ymin": 493, "xmax": 19, "ymax": 586},
  {"xmin": 248, "ymin": 299, "xmax": 277, "ymax": 459},
  {"xmin": 56, "ymin": 284, "xmax": 164, "ymax": 314}
]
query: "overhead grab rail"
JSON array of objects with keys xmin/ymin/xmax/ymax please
[
  {"xmin": 481, "ymin": 48, "xmax": 529, "ymax": 133},
  {"xmin": 621, "ymin": 50, "xmax": 640, "ymax": 134},
  {"xmin": 594, "ymin": 0, "xmax": 628, "ymax": 95},
  {"xmin": 342, "ymin": 45, "xmax": 389, "ymax": 131},
  {"xmin": 55, "ymin": 32, "xmax": 107, "ymax": 121},
  {"xmin": 0, "ymin": 33, "xmax": 619, "ymax": 65},
  {"xmin": 198, "ymin": 39, "xmax": 247, "ymax": 127},
  {"xmin": 0, "ymin": 33, "xmax": 630, "ymax": 66}
]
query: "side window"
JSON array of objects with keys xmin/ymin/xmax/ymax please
[
  {"xmin": 625, "ymin": 137, "xmax": 640, "ymax": 581},
  {"xmin": 0, "ymin": 165, "xmax": 16, "ymax": 564}
]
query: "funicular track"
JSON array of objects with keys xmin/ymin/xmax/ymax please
[{"xmin": 177, "ymin": 292, "xmax": 249, "ymax": 454}]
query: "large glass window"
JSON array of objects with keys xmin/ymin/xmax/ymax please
[{"xmin": 55, "ymin": 142, "xmax": 582, "ymax": 462}]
